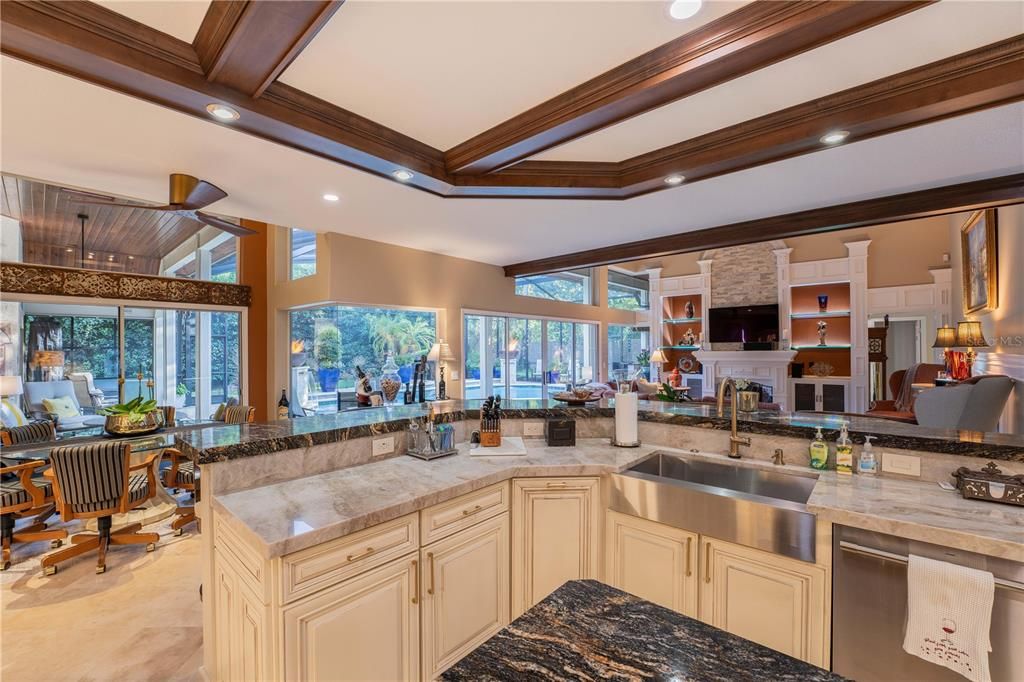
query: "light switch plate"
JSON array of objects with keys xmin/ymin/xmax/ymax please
[
  {"xmin": 881, "ymin": 452, "xmax": 921, "ymax": 477},
  {"xmin": 372, "ymin": 436, "xmax": 396, "ymax": 458},
  {"xmin": 523, "ymin": 421, "xmax": 545, "ymax": 437},
  {"xmin": 449, "ymin": 370, "xmax": 460, "ymax": 381}
]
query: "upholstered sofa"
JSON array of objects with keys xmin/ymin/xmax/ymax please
[{"xmin": 915, "ymin": 375, "xmax": 1015, "ymax": 432}]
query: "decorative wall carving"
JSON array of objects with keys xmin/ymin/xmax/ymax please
[{"xmin": 0, "ymin": 262, "xmax": 251, "ymax": 307}]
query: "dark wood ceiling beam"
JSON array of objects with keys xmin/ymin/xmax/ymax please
[
  {"xmin": 445, "ymin": 0, "xmax": 932, "ymax": 175},
  {"xmin": 502, "ymin": 174, "xmax": 1024, "ymax": 276},
  {"xmin": 193, "ymin": 0, "xmax": 343, "ymax": 98}
]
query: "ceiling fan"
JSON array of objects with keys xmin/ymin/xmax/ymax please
[{"xmin": 67, "ymin": 173, "xmax": 256, "ymax": 237}]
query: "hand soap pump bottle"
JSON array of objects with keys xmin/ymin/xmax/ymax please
[
  {"xmin": 809, "ymin": 427, "xmax": 829, "ymax": 470},
  {"xmin": 835, "ymin": 423, "xmax": 854, "ymax": 474},
  {"xmin": 858, "ymin": 435, "xmax": 878, "ymax": 476}
]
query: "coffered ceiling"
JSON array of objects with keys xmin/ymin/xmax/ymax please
[{"xmin": 1, "ymin": 0, "xmax": 1022, "ymax": 273}]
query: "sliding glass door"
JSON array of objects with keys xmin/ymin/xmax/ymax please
[{"xmin": 464, "ymin": 313, "xmax": 598, "ymax": 400}]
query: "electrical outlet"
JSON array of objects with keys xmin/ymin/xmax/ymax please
[
  {"xmin": 881, "ymin": 452, "xmax": 920, "ymax": 477},
  {"xmin": 523, "ymin": 421, "xmax": 544, "ymax": 437},
  {"xmin": 372, "ymin": 436, "xmax": 395, "ymax": 458}
]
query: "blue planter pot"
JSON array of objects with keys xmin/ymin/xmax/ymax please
[
  {"xmin": 318, "ymin": 368, "xmax": 340, "ymax": 392},
  {"xmin": 398, "ymin": 365, "xmax": 413, "ymax": 384},
  {"xmin": 467, "ymin": 368, "xmax": 480, "ymax": 380}
]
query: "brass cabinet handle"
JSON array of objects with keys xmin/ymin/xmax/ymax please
[
  {"xmin": 685, "ymin": 537, "xmax": 692, "ymax": 577},
  {"xmin": 411, "ymin": 559, "xmax": 419, "ymax": 604},
  {"xmin": 427, "ymin": 552, "xmax": 435, "ymax": 595},
  {"xmin": 346, "ymin": 546, "xmax": 374, "ymax": 562},
  {"xmin": 704, "ymin": 541, "xmax": 712, "ymax": 584},
  {"xmin": 462, "ymin": 504, "xmax": 484, "ymax": 516}
]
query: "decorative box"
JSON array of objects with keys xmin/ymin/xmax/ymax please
[
  {"xmin": 952, "ymin": 462, "xmax": 1024, "ymax": 506},
  {"xmin": 545, "ymin": 418, "xmax": 576, "ymax": 447}
]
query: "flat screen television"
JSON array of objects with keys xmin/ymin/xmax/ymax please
[{"xmin": 708, "ymin": 304, "xmax": 779, "ymax": 344}]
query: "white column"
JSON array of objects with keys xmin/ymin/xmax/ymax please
[
  {"xmin": 846, "ymin": 240, "xmax": 871, "ymax": 413},
  {"xmin": 773, "ymin": 248, "xmax": 793, "ymax": 344},
  {"xmin": 697, "ymin": 259, "xmax": 714, "ymax": 396},
  {"xmin": 196, "ymin": 249, "xmax": 213, "ymax": 418},
  {"xmin": 645, "ymin": 267, "xmax": 662, "ymax": 380}
]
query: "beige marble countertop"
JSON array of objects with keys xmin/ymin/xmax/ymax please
[{"xmin": 212, "ymin": 439, "xmax": 1024, "ymax": 562}]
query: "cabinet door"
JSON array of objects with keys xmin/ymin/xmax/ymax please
[
  {"xmin": 793, "ymin": 382, "xmax": 817, "ymax": 411},
  {"xmin": 283, "ymin": 556, "xmax": 420, "ymax": 682},
  {"xmin": 698, "ymin": 537, "xmax": 826, "ymax": 667},
  {"xmin": 605, "ymin": 510, "xmax": 698, "ymax": 617},
  {"xmin": 511, "ymin": 477, "xmax": 601, "ymax": 616},
  {"xmin": 821, "ymin": 383, "xmax": 847, "ymax": 412},
  {"xmin": 421, "ymin": 512, "xmax": 510, "ymax": 680},
  {"xmin": 214, "ymin": 550, "xmax": 271, "ymax": 682}
]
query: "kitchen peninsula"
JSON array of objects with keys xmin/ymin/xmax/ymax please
[{"xmin": 184, "ymin": 399, "xmax": 1024, "ymax": 681}]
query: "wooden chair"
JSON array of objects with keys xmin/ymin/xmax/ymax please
[
  {"xmin": 42, "ymin": 442, "xmax": 160, "ymax": 575},
  {"xmin": 0, "ymin": 420, "xmax": 57, "ymax": 447},
  {"xmin": 161, "ymin": 448, "xmax": 197, "ymax": 536},
  {"xmin": 223, "ymin": 405, "xmax": 255, "ymax": 424},
  {"xmin": 1, "ymin": 459, "xmax": 67, "ymax": 570}
]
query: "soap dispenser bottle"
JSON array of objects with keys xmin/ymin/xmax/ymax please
[
  {"xmin": 809, "ymin": 427, "xmax": 829, "ymax": 470},
  {"xmin": 835, "ymin": 423, "xmax": 854, "ymax": 474},
  {"xmin": 858, "ymin": 435, "xmax": 878, "ymax": 475}
]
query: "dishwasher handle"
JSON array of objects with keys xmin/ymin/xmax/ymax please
[{"xmin": 839, "ymin": 540, "xmax": 1024, "ymax": 593}]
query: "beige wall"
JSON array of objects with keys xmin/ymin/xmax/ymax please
[
  {"xmin": 621, "ymin": 216, "xmax": 952, "ymax": 287},
  {"xmin": 263, "ymin": 229, "xmax": 640, "ymax": 416}
]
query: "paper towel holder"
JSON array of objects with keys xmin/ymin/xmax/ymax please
[{"xmin": 612, "ymin": 436, "xmax": 642, "ymax": 448}]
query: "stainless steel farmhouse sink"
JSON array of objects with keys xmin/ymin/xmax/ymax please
[{"xmin": 608, "ymin": 453, "xmax": 820, "ymax": 562}]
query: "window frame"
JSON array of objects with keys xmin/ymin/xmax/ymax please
[
  {"xmin": 514, "ymin": 268, "xmax": 593, "ymax": 305},
  {"xmin": 289, "ymin": 228, "xmax": 318, "ymax": 281},
  {"xmin": 607, "ymin": 269, "xmax": 651, "ymax": 311}
]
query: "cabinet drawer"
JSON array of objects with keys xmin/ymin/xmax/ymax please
[
  {"xmin": 281, "ymin": 513, "xmax": 418, "ymax": 604},
  {"xmin": 420, "ymin": 481, "xmax": 509, "ymax": 545}
]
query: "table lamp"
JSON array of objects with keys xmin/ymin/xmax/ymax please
[
  {"xmin": 931, "ymin": 325, "xmax": 956, "ymax": 375},
  {"xmin": 954, "ymin": 321, "xmax": 989, "ymax": 378},
  {"xmin": 650, "ymin": 349, "xmax": 668, "ymax": 383},
  {"xmin": 427, "ymin": 339, "xmax": 457, "ymax": 400},
  {"xmin": 0, "ymin": 375, "xmax": 25, "ymax": 419},
  {"xmin": 32, "ymin": 350, "xmax": 65, "ymax": 381}
]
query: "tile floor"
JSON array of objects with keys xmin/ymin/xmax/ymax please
[{"xmin": 1, "ymin": 512, "xmax": 203, "ymax": 682}]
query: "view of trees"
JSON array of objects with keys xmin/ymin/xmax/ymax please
[{"xmin": 514, "ymin": 270, "xmax": 591, "ymax": 304}]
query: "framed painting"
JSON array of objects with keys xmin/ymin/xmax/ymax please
[{"xmin": 960, "ymin": 209, "xmax": 998, "ymax": 314}]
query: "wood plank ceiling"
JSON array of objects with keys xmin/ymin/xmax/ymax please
[{"xmin": 0, "ymin": 174, "xmax": 202, "ymax": 275}]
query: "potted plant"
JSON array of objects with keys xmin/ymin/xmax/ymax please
[
  {"xmin": 315, "ymin": 326, "xmax": 342, "ymax": 392},
  {"xmin": 101, "ymin": 396, "xmax": 163, "ymax": 435},
  {"xmin": 636, "ymin": 349, "xmax": 651, "ymax": 380},
  {"xmin": 175, "ymin": 382, "xmax": 188, "ymax": 408}
]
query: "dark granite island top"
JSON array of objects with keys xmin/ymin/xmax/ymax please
[{"xmin": 442, "ymin": 580, "xmax": 845, "ymax": 682}]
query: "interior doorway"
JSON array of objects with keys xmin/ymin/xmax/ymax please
[{"xmin": 868, "ymin": 315, "xmax": 927, "ymax": 401}]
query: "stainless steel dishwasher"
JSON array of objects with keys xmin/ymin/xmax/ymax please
[{"xmin": 832, "ymin": 525, "xmax": 1024, "ymax": 681}]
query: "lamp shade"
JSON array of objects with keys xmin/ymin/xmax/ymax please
[
  {"xmin": 32, "ymin": 350, "xmax": 65, "ymax": 367},
  {"xmin": 0, "ymin": 375, "xmax": 23, "ymax": 396},
  {"xmin": 931, "ymin": 326, "xmax": 956, "ymax": 349},
  {"xmin": 427, "ymin": 339, "xmax": 456, "ymax": 363},
  {"xmin": 955, "ymin": 321, "xmax": 989, "ymax": 348},
  {"xmin": 649, "ymin": 349, "xmax": 668, "ymax": 364}
]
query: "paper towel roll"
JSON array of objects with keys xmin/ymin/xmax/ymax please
[{"xmin": 614, "ymin": 392, "xmax": 639, "ymax": 446}]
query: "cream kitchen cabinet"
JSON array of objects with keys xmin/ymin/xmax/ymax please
[
  {"xmin": 420, "ymin": 512, "xmax": 510, "ymax": 679},
  {"xmin": 604, "ymin": 509, "xmax": 699, "ymax": 617},
  {"xmin": 213, "ymin": 548, "xmax": 272, "ymax": 682},
  {"xmin": 511, "ymin": 477, "xmax": 601, "ymax": 616},
  {"xmin": 699, "ymin": 536, "xmax": 827, "ymax": 667}
]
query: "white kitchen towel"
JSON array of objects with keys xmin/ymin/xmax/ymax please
[{"xmin": 903, "ymin": 554, "xmax": 995, "ymax": 682}]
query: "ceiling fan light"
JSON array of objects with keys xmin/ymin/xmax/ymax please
[
  {"xmin": 206, "ymin": 103, "xmax": 240, "ymax": 121},
  {"xmin": 820, "ymin": 130, "xmax": 850, "ymax": 145},
  {"xmin": 392, "ymin": 169, "xmax": 414, "ymax": 182},
  {"xmin": 669, "ymin": 0, "xmax": 702, "ymax": 20}
]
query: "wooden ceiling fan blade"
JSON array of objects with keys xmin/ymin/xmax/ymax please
[
  {"xmin": 195, "ymin": 211, "xmax": 257, "ymax": 237},
  {"xmin": 181, "ymin": 180, "xmax": 227, "ymax": 210}
]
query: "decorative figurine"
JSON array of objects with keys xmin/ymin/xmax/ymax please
[
  {"xmin": 817, "ymin": 320, "xmax": 828, "ymax": 346},
  {"xmin": 684, "ymin": 300, "xmax": 695, "ymax": 319},
  {"xmin": 818, "ymin": 294, "xmax": 829, "ymax": 313},
  {"xmin": 682, "ymin": 328, "xmax": 697, "ymax": 346}
]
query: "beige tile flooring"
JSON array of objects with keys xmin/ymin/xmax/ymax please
[{"xmin": 1, "ymin": 510, "xmax": 203, "ymax": 682}]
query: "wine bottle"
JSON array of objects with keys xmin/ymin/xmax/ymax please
[
  {"xmin": 438, "ymin": 366, "xmax": 447, "ymax": 401},
  {"xmin": 277, "ymin": 389, "xmax": 290, "ymax": 419}
]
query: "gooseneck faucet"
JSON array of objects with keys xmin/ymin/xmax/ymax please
[{"xmin": 716, "ymin": 378, "xmax": 752, "ymax": 459}]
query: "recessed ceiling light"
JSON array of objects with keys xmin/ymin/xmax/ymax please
[
  {"xmin": 206, "ymin": 103, "xmax": 240, "ymax": 121},
  {"xmin": 664, "ymin": 174, "xmax": 685, "ymax": 186},
  {"xmin": 322, "ymin": 193, "xmax": 340, "ymax": 202},
  {"xmin": 392, "ymin": 169, "xmax": 414, "ymax": 182},
  {"xmin": 107, "ymin": 255, "xmax": 115, "ymax": 261},
  {"xmin": 669, "ymin": 0, "xmax": 702, "ymax": 20},
  {"xmin": 65, "ymin": 247, "xmax": 74, "ymax": 253},
  {"xmin": 820, "ymin": 130, "xmax": 850, "ymax": 145},
  {"xmin": 127, "ymin": 255, "xmax": 134, "ymax": 260},
  {"xmin": 87, "ymin": 252, "xmax": 94, "ymax": 259}
]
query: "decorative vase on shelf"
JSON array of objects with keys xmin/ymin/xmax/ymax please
[
  {"xmin": 817, "ymin": 320, "xmax": 828, "ymax": 347},
  {"xmin": 817, "ymin": 294, "xmax": 829, "ymax": 313},
  {"xmin": 380, "ymin": 355, "xmax": 402, "ymax": 405},
  {"xmin": 684, "ymin": 301, "xmax": 695, "ymax": 319}
]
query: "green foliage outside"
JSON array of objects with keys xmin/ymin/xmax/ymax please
[{"xmin": 315, "ymin": 326, "xmax": 342, "ymax": 370}]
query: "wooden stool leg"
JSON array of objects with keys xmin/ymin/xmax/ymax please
[
  {"xmin": 95, "ymin": 516, "xmax": 112, "ymax": 574},
  {"xmin": 1, "ymin": 534, "xmax": 10, "ymax": 571},
  {"xmin": 1, "ymin": 513, "xmax": 13, "ymax": 570},
  {"xmin": 41, "ymin": 535, "xmax": 100, "ymax": 575}
]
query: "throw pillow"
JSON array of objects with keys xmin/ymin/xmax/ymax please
[
  {"xmin": 213, "ymin": 403, "xmax": 226, "ymax": 421},
  {"xmin": 1, "ymin": 398, "xmax": 27, "ymax": 427},
  {"xmin": 42, "ymin": 396, "xmax": 79, "ymax": 419}
]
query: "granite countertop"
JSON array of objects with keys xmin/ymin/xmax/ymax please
[
  {"xmin": 441, "ymin": 580, "xmax": 845, "ymax": 682},
  {"xmin": 175, "ymin": 399, "xmax": 1023, "ymax": 465},
  {"xmin": 212, "ymin": 439, "xmax": 1024, "ymax": 561}
]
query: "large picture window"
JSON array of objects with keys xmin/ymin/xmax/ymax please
[
  {"xmin": 608, "ymin": 270, "xmax": 650, "ymax": 310},
  {"xmin": 464, "ymin": 313, "xmax": 597, "ymax": 400},
  {"xmin": 288, "ymin": 305, "xmax": 437, "ymax": 415},
  {"xmin": 514, "ymin": 268, "xmax": 592, "ymax": 305},
  {"xmin": 290, "ymin": 228, "xmax": 317, "ymax": 280}
]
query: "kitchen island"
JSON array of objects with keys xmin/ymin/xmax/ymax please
[{"xmin": 441, "ymin": 579, "xmax": 845, "ymax": 681}]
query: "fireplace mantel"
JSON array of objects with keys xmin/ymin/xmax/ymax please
[{"xmin": 693, "ymin": 349, "xmax": 797, "ymax": 409}]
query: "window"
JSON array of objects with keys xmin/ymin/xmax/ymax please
[
  {"xmin": 464, "ymin": 313, "xmax": 597, "ymax": 400},
  {"xmin": 608, "ymin": 270, "xmax": 650, "ymax": 310},
  {"xmin": 210, "ymin": 237, "xmax": 238, "ymax": 283},
  {"xmin": 23, "ymin": 306, "xmax": 120, "ymax": 388},
  {"xmin": 163, "ymin": 232, "xmax": 238, "ymax": 283},
  {"xmin": 290, "ymin": 228, "xmax": 317, "ymax": 280},
  {"xmin": 608, "ymin": 325, "xmax": 650, "ymax": 379},
  {"xmin": 514, "ymin": 268, "xmax": 591, "ymax": 304},
  {"xmin": 288, "ymin": 305, "xmax": 437, "ymax": 414}
]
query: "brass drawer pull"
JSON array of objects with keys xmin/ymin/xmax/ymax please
[
  {"xmin": 346, "ymin": 546, "xmax": 375, "ymax": 562},
  {"xmin": 685, "ymin": 537, "xmax": 692, "ymax": 577},
  {"xmin": 462, "ymin": 504, "xmax": 484, "ymax": 516},
  {"xmin": 427, "ymin": 552, "xmax": 435, "ymax": 595},
  {"xmin": 411, "ymin": 559, "xmax": 419, "ymax": 604},
  {"xmin": 704, "ymin": 542, "xmax": 712, "ymax": 584}
]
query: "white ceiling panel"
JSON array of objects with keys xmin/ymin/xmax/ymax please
[
  {"xmin": 279, "ymin": 0, "xmax": 749, "ymax": 149},
  {"xmin": 533, "ymin": 0, "xmax": 1024, "ymax": 162},
  {"xmin": 2, "ymin": 58, "xmax": 1021, "ymax": 267},
  {"xmin": 93, "ymin": 0, "xmax": 211, "ymax": 43}
]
